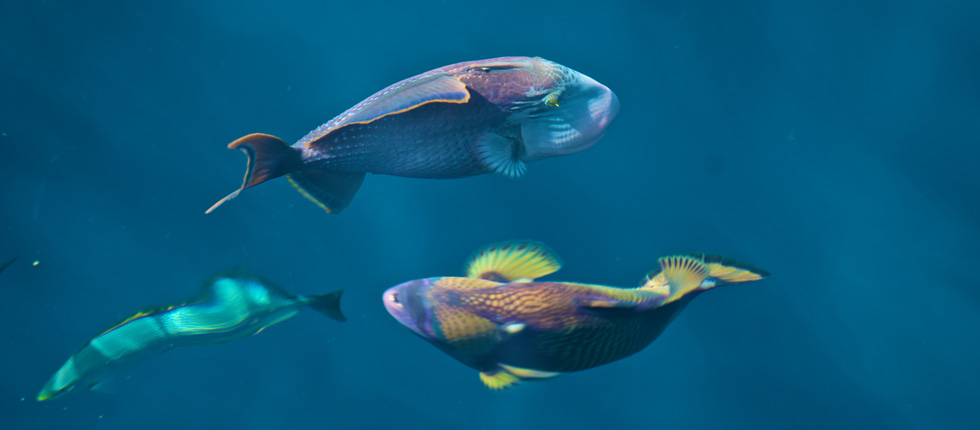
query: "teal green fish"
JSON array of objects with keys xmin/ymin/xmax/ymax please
[
  {"xmin": 383, "ymin": 241, "xmax": 768, "ymax": 389},
  {"xmin": 37, "ymin": 273, "xmax": 345, "ymax": 401}
]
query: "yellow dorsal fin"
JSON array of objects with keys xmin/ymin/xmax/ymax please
[
  {"xmin": 480, "ymin": 369, "xmax": 521, "ymax": 390},
  {"xmin": 652, "ymin": 256, "xmax": 709, "ymax": 304},
  {"xmin": 464, "ymin": 240, "xmax": 562, "ymax": 282}
]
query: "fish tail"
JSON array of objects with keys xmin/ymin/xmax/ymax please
[
  {"xmin": 303, "ymin": 290, "xmax": 347, "ymax": 322},
  {"xmin": 694, "ymin": 254, "xmax": 769, "ymax": 288},
  {"xmin": 206, "ymin": 133, "xmax": 303, "ymax": 213}
]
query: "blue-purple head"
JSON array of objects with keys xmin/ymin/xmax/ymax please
[
  {"xmin": 515, "ymin": 58, "xmax": 620, "ymax": 161},
  {"xmin": 383, "ymin": 278, "xmax": 438, "ymax": 340}
]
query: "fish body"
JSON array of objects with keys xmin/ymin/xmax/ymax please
[
  {"xmin": 208, "ymin": 57, "xmax": 619, "ymax": 213},
  {"xmin": 383, "ymin": 241, "xmax": 768, "ymax": 389},
  {"xmin": 38, "ymin": 273, "xmax": 345, "ymax": 401}
]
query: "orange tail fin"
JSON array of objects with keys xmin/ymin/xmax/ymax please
[{"xmin": 206, "ymin": 133, "xmax": 302, "ymax": 213}]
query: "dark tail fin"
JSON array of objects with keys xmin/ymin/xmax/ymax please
[
  {"xmin": 304, "ymin": 290, "xmax": 347, "ymax": 322},
  {"xmin": 206, "ymin": 133, "xmax": 303, "ymax": 214}
]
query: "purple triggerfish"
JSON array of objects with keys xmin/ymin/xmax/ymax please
[
  {"xmin": 207, "ymin": 56, "xmax": 619, "ymax": 214},
  {"xmin": 37, "ymin": 273, "xmax": 345, "ymax": 401},
  {"xmin": 383, "ymin": 241, "xmax": 768, "ymax": 390}
]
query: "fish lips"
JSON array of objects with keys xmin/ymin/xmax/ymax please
[{"xmin": 383, "ymin": 279, "xmax": 436, "ymax": 340}]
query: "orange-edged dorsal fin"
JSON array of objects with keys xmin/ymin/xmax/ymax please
[
  {"xmin": 338, "ymin": 73, "xmax": 470, "ymax": 127},
  {"xmin": 464, "ymin": 240, "xmax": 562, "ymax": 282},
  {"xmin": 286, "ymin": 170, "xmax": 365, "ymax": 214}
]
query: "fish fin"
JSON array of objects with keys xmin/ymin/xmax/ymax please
[
  {"xmin": 341, "ymin": 73, "xmax": 470, "ymax": 126},
  {"xmin": 464, "ymin": 240, "xmax": 562, "ymax": 282},
  {"xmin": 480, "ymin": 369, "xmax": 521, "ymax": 390},
  {"xmin": 286, "ymin": 170, "xmax": 365, "ymax": 214},
  {"xmin": 303, "ymin": 290, "xmax": 347, "ymax": 322},
  {"xmin": 502, "ymin": 322, "xmax": 526, "ymax": 335},
  {"xmin": 498, "ymin": 364, "xmax": 561, "ymax": 380},
  {"xmin": 643, "ymin": 256, "xmax": 709, "ymax": 304},
  {"xmin": 87, "ymin": 378, "xmax": 117, "ymax": 394},
  {"xmin": 206, "ymin": 133, "xmax": 303, "ymax": 214},
  {"xmin": 0, "ymin": 257, "xmax": 18, "ymax": 275},
  {"xmin": 475, "ymin": 132, "xmax": 527, "ymax": 178},
  {"xmin": 694, "ymin": 254, "xmax": 769, "ymax": 290},
  {"xmin": 573, "ymin": 296, "xmax": 639, "ymax": 310}
]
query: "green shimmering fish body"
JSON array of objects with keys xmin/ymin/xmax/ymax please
[
  {"xmin": 37, "ymin": 273, "xmax": 345, "ymax": 401},
  {"xmin": 383, "ymin": 241, "xmax": 768, "ymax": 390}
]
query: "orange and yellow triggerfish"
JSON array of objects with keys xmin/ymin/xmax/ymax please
[{"xmin": 383, "ymin": 240, "xmax": 767, "ymax": 390}]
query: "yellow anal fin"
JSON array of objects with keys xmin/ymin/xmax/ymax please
[
  {"xmin": 498, "ymin": 364, "xmax": 561, "ymax": 380},
  {"xmin": 479, "ymin": 364, "xmax": 561, "ymax": 390},
  {"xmin": 464, "ymin": 240, "xmax": 562, "ymax": 282},
  {"xmin": 480, "ymin": 369, "xmax": 521, "ymax": 390},
  {"xmin": 286, "ymin": 170, "xmax": 366, "ymax": 214}
]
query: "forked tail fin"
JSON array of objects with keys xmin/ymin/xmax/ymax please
[
  {"xmin": 206, "ymin": 133, "xmax": 302, "ymax": 213},
  {"xmin": 304, "ymin": 290, "xmax": 347, "ymax": 322},
  {"xmin": 640, "ymin": 254, "xmax": 768, "ymax": 304}
]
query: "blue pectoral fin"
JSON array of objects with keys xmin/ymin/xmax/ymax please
[
  {"xmin": 475, "ymin": 132, "xmax": 527, "ymax": 177},
  {"xmin": 286, "ymin": 170, "xmax": 365, "ymax": 214}
]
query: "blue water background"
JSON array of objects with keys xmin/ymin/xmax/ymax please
[{"xmin": 2, "ymin": 1, "xmax": 978, "ymax": 429}]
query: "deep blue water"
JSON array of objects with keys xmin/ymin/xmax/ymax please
[{"xmin": 2, "ymin": 1, "xmax": 978, "ymax": 429}]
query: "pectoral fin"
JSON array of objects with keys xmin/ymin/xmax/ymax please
[
  {"xmin": 573, "ymin": 296, "xmax": 639, "ymax": 311},
  {"xmin": 464, "ymin": 240, "xmax": 562, "ymax": 282},
  {"xmin": 475, "ymin": 132, "xmax": 527, "ymax": 178}
]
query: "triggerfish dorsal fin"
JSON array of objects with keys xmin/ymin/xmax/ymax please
[
  {"xmin": 337, "ymin": 73, "xmax": 471, "ymax": 127},
  {"xmin": 464, "ymin": 240, "xmax": 562, "ymax": 282},
  {"xmin": 206, "ymin": 133, "xmax": 303, "ymax": 214},
  {"xmin": 286, "ymin": 170, "xmax": 366, "ymax": 214},
  {"xmin": 643, "ymin": 256, "xmax": 709, "ymax": 305},
  {"xmin": 303, "ymin": 290, "xmax": 347, "ymax": 322}
]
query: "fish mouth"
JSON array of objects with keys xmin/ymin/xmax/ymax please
[
  {"xmin": 383, "ymin": 281, "xmax": 436, "ymax": 339},
  {"xmin": 383, "ymin": 286, "xmax": 424, "ymax": 337}
]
